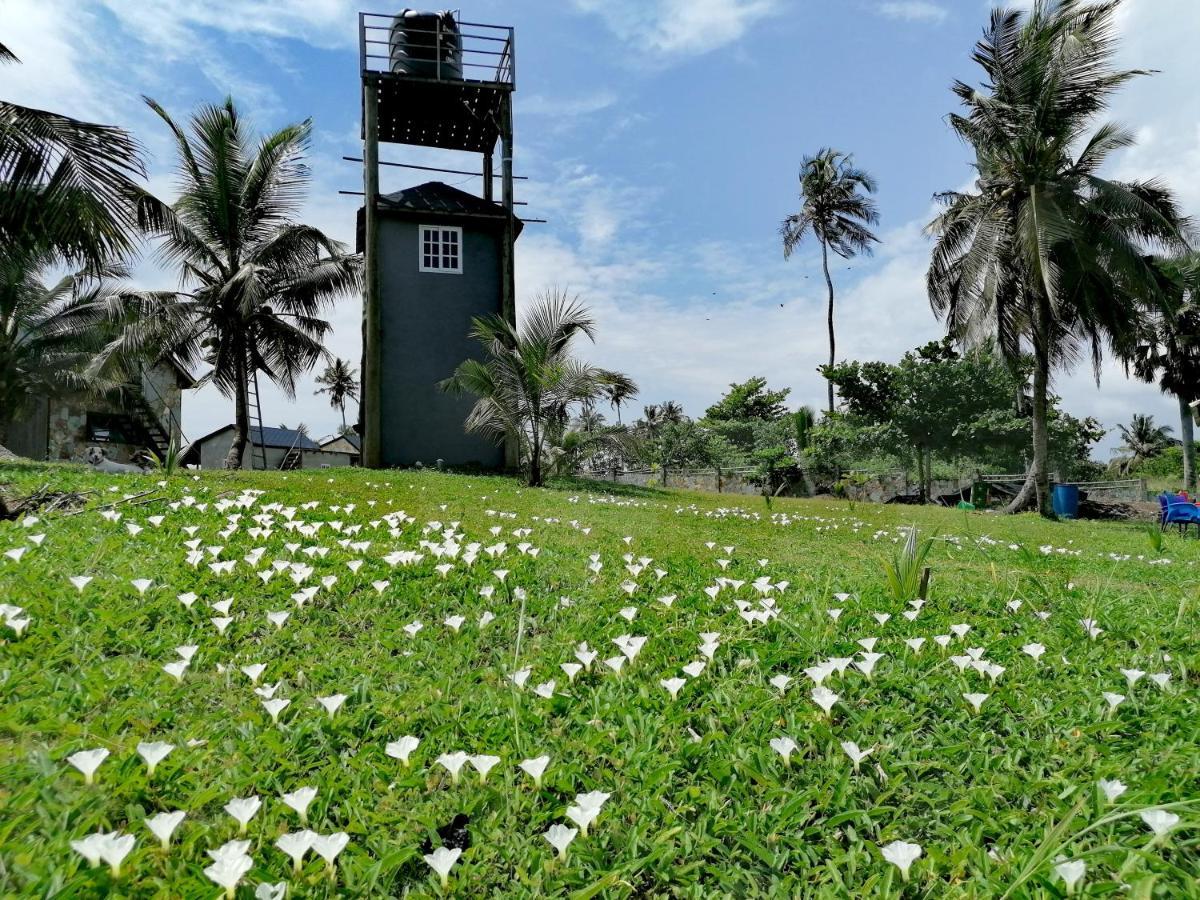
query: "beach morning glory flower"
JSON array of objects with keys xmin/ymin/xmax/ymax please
[
  {"xmin": 1120, "ymin": 668, "xmax": 1145, "ymax": 686},
  {"xmin": 1140, "ymin": 809, "xmax": 1180, "ymax": 840},
  {"xmin": 1054, "ymin": 859, "xmax": 1086, "ymax": 894},
  {"xmin": 841, "ymin": 741, "xmax": 873, "ymax": 772},
  {"xmin": 520, "ymin": 755, "xmax": 550, "ymax": 787},
  {"xmin": 963, "ymin": 693, "xmax": 989, "ymax": 713},
  {"xmin": 604, "ymin": 656, "xmax": 626, "ymax": 673},
  {"xmin": 905, "ymin": 638, "xmax": 926, "ymax": 654},
  {"xmin": 276, "ymin": 830, "xmax": 315, "ymax": 872},
  {"xmin": 470, "ymin": 754, "xmax": 501, "ymax": 782},
  {"xmin": 1022, "ymin": 643, "xmax": 1046, "ymax": 661},
  {"xmin": 880, "ymin": 840, "xmax": 922, "ymax": 881},
  {"xmin": 386, "ymin": 735, "xmax": 420, "ymax": 765},
  {"xmin": 71, "ymin": 832, "xmax": 109, "ymax": 868},
  {"xmin": 256, "ymin": 883, "xmax": 286, "ymax": 900},
  {"xmin": 534, "ymin": 680, "xmax": 556, "ymax": 699},
  {"xmin": 262, "ymin": 698, "xmax": 290, "ymax": 723},
  {"xmin": 682, "ymin": 660, "xmax": 706, "ymax": 677},
  {"xmin": 1149, "ymin": 672, "xmax": 1171, "ymax": 689},
  {"xmin": 424, "ymin": 846, "xmax": 462, "ymax": 888},
  {"xmin": 281, "ymin": 786, "xmax": 317, "ymax": 823},
  {"xmin": 561, "ymin": 662, "xmax": 583, "ymax": 682},
  {"xmin": 661, "ymin": 677, "xmax": 687, "ymax": 699},
  {"xmin": 131, "ymin": 578, "xmax": 153, "ymax": 595},
  {"xmin": 312, "ymin": 832, "xmax": 349, "ymax": 871},
  {"xmin": 317, "ymin": 694, "xmax": 348, "ymax": 718},
  {"xmin": 204, "ymin": 846, "xmax": 253, "ymax": 899},
  {"xmin": 1101, "ymin": 692, "xmax": 1124, "ymax": 712},
  {"xmin": 241, "ymin": 664, "xmax": 266, "ymax": 684},
  {"xmin": 811, "ymin": 686, "xmax": 839, "ymax": 716},
  {"xmin": 145, "ymin": 810, "xmax": 186, "ymax": 849},
  {"xmin": 163, "ymin": 660, "xmax": 189, "ymax": 682},
  {"xmin": 437, "ymin": 751, "xmax": 470, "ymax": 784},
  {"xmin": 1097, "ymin": 779, "xmax": 1127, "ymax": 803},
  {"xmin": 137, "ymin": 741, "xmax": 174, "ymax": 777},
  {"xmin": 770, "ymin": 736, "xmax": 798, "ymax": 766},
  {"xmin": 769, "ymin": 674, "xmax": 792, "ymax": 694},
  {"xmin": 67, "ymin": 748, "xmax": 109, "ymax": 785},
  {"xmin": 544, "ymin": 823, "xmax": 577, "ymax": 859},
  {"xmin": 225, "ymin": 796, "xmax": 262, "ymax": 834},
  {"xmin": 70, "ymin": 576, "xmax": 93, "ymax": 593}
]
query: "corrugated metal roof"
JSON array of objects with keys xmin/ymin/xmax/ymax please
[
  {"xmin": 378, "ymin": 181, "xmax": 509, "ymax": 218},
  {"xmin": 250, "ymin": 426, "xmax": 320, "ymax": 450}
]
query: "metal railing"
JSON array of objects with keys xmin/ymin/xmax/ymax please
[{"xmin": 359, "ymin": 12, "xmax": 514, "ymax": 87}]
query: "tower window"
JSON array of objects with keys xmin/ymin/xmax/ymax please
[{"xmin": 419, "ymin": 225, "xmax": 463, "ymax": 274}]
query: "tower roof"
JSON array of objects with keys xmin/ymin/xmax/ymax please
[{"xmin": 379, "ymin": 181, "xmax": 510, "ymax": 218}]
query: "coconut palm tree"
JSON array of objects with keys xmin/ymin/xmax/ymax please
[
  {"xmin": 1113, "ymin": 413, "xmax": 1175, "ymax": 475},
  {"xmin": 600, "ymin": 371, "xmax": 639, "ymax": 425},
  {"xmin": 926, "ymin": 0, "xmax": 1189, "ymax": 516},
  {"xmin": 781, "ymin": 149, "xmax": 880, "ymax": 413},
  {"xmin": 1, "ymin": 41, "xmax": 161, "ymax": 272},
  {"xmin": 315, "ymin": 357, "xmax": 359, "ymax": 430},
  {"xmin": 440, "ymin": 288, "xmax": 625, "ymax": 487},
  {"xmin": 94, "ymin": 97, "xmax": 362, "ymax": 469}
]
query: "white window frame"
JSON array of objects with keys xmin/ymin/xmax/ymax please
[{"xmin": 418, "ymin": 224, "xmax": 464, "ymax": 275}]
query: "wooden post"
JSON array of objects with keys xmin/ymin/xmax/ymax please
[
  {"xmin": 362, "ymin": 75, "xmax": 383, "ymax": 469},
  {"xmin": 499, "ymin": 92, "xmax": 518, "ymax": 470},
  {"xmin": 918, "ymin": 567, "xmax": 931, "ymax": 602},
  {"xmin": 483, "ymin": 151, "xmax": 494, "ymax": 202}
]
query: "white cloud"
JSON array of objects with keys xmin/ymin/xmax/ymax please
[
  {"xmin": 520, "ymin": 92, "xmax": 619, "ymax": 118},
  {"xmin": 878, "ymin": 2, "xmax": 949, "ymax": 24},
  {"xmin": 571, "ymin": 0, "xmax": 781, "ymax": 60}
]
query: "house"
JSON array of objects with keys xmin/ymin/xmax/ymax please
[
  {"xmin": 182, "ymin": 425, "xmax": 356, "ymax": 470},
  {"xmin": 319, "ymin": 432, "xmax": 361, "ymax": 465},
  {"xmin": 357, "ymin": 181, "xmax": 522, "ymax": 468},
  {"xmin": 3, "ymin": 360, "xmax": 195, "ymax": 463}
]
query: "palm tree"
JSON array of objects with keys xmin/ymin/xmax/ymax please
[
  {"xmin": 95, "ymin": 98, "xmax": 362, "ymax": 469},
  {"xmin": 781, "ymin": 149, "xmax": 880, "ymax": 413},
  {"xmin": 440, "ymin": 288, "xmax": 623, "ymax": 487},
  {"xmin": 315, "ymin": 357, "xmax": 359, "ymax": 429},
  {"xmin": 1123, "ymin": 254, "xmax": 1200, "ymax": 490},
  {"xmin": 1113, "ymin": 413, "xmax": 1175, "ymax": 475},
  {"xmin": 926, "ymin": 1, "xmax": 1189, "ymax": 516},
  {"xmin": 600, "ymin": 371, "xmax": 639, "ymax": 425},
  {"xmin": 1, "ymin": 42, "xmax": 161, "ymax": 272},
  {"xmin": 0, "ymin": 256, "xmax": 138, "ymax": 446}
]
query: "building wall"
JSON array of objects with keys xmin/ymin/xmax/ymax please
[
  {"xmin": 195, "ymin": 430, "xmax": 353, "ymax": 470},
  {"xmin": 3, "ymin": 397, "xmax": 48, "ymax": 459},
  {"xmin": 376, "ymin": 215, "xmax": 506, "ymax": 468}
]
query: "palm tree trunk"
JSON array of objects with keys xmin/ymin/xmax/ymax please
[
  {"xmin": 821, "ymin": 240, "xmax": 836, "ymax": 414},
  {"xmin": 340, "ymin": 402, "xmax": 347, "ymax": 430},
  {"xmin": 225, "ymin": 349, "xmax": 250, "ymax": 470},
  {"xmin": 1179, "ymin": 393, "xmax": 1196, "ymax": 492}
]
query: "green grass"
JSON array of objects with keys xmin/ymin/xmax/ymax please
[{"xmin": 1, "ymin": 460, "xmax": 1198, "ymax": 898}]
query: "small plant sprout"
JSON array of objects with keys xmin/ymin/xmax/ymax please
[
  {"xmin": 67, "ymin": 748, "xmax": 109, "ymax": 785},
  {"xmin": 1053, "ymin": 858, "xmax": 1087, "ymax": 895},
  {"xmin": 262, "ymin": 697, "xmax": 290, "ymax": 723},
  {"xmin": 386, "ymin": 735, "xmax": 420, "ymax": 765},
  {"xmin": 224, "ymin": 796, "xmax": 262, "ymax": 834},
  {"xmin": 312, "ymin": 832, "xmax": 349, "ymax": 875},
  {"xmin": 544, "ymin": 823, "xmax": 578, "ymax": 859},
  {"xmin": 1140, "ymin": 809, "xmax": 1180, "ymax": 842},
  {"xmin": 424, "ymin": 846, "xmax": 462, "ymax": 889},
  {"xmin": 282, "ymin": 786, "xmax": 318, "ymax": 824},
  {"xmin": 811, "ymin": 686, "xmax": 839, "ymax": 717},
  {"xmin": 840, "ymin": 741, "xmax": 874, "ymax": 772},
  {"xmin": 880, "ymin": 840, "xmax": 922, "ymax": 882},
  {"xmin": 661, "ymin": 677, "xmax": 687, "ymax": 699},
  {"xmin": 770, "ymin": 736, "xmax": 798, "ymax": 766},
  {"xmin": 470, "ymin": 754, "xmax": 502, "ymax": 783},
  {"xmin": 437, "ymin": 751, "xmax": 470, "ymax": 784},
  {"xmin": 1098, "ymin": 779, "xmax": 1127, "ymax": 803},
  {"xmin": 136, "ymin": 741, "xmax": 174, "ymax": 777},
  {"xmin": 963, "ymin": 693, "xmax": 989, "ymax": 713},
  {"xmin": 145, "ymin": 810, "xmax": 186, "ymax": 850},
  {"xmin": 520, "ymin": 755, "xmax": 550, "ymax": 787},
  {"xmin": 317, "ymin": 693, "xmax": 348, "ymax": 718},
  {"xmin": 276, "ymin": 830, "xmax": 315, "ymax": 873}
]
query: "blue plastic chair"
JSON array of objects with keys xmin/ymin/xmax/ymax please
[{"xmin": 1159, "ymin": 493, "xmax": 1200, "ymax": 535}]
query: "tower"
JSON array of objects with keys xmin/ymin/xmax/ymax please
[{"xmin": 357, "ymin": 10, "xmax": 518, "ymax": 468}]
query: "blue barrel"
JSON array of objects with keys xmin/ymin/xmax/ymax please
[{"xmin": 1052, "ymin": 484, "xmax": 1080, "ymax": 519}]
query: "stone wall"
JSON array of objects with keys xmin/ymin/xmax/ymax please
[{"xmin": 606, "ymin": 468, "xmax": 771, "ymax": 497}]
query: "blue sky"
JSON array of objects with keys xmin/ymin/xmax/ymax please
[{"xmin": 6, "ymin": 0, "xmax": 1199, "ymax": 457}]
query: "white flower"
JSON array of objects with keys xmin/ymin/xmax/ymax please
[
  {"xmin": 682, "ymin": 660, "xmax": 706, "ymax": 678},
  {"xmin": 561, "ymin": 662, "xmax": 583, "ymax": 682},
  {"xmin": 70, "ymin": 576, "xmax": 93, "ymax": 593},
  {"xmin": 262, "ymin": 698, "xmax": 290, "ymax": 723},
  {"xmin": 1022, "ymin": 643, "xmax": 1046, "ymax": 661},
  {"xmin": 1054, "ymin": 858, "xmax": 1086, "ymax": 894},
  {"xmin": 70, "ymin": 832, "xmax": 109, "ymax": 867},
  {"xmin": 131, "ymin": 578, "xmax": 153, "ymax": 595},
  {"xmin": 267, "ymin": 610, "xmax": 290, "ymax": 629},
  {"xmin": 1101, "ymin": 691, "xmax": 1125, "ymax": 712},
  {"xmin": 281, "ymin": 786, "xmax": 317, "ymax": 823},
  {"xmin": 769, "ymin": 674, "xmax": 792, "ymax": 694},
  {"xmin": 1149, "ymin": 672, "xmax": 1171, "ymax": 689},
  {"xmin": 136, "ymin": 741, "xmax": 174, "ymax": 777},
  {"xmin": 255, "ymin": 882, "xmax": 287, "ymax": 900},
  {"xmin": 311, "ymin": 831, "xmax": 349, "ymax": 868},
  {"xmin": 603, "ymin": 655, "xmax": 626, "ymax": 673},
  {"xmin": 963, "ymin": 692, "xmax": 989, "ymax": 713},
  {"xmin": 661, "ymin": 677, "xmax": 687, "ymax": 699},
  {"xmin": 544, "ymin": 823, "xmax": 577, "ymax": 858},
  {"xmin": 470, "ymin": 754, "xmax": 501, "ymax": 782},
  {"xmin": 163, "ymin": 660, "xmax": 189, "ymax": 682},
  {"xmin": 841, "ymin": 741, "xmax": 873, "ymax": 772},
  {"xmin": 224, "ymin": 796, "xmax": 262, "ymax": 834},
  {"xmin": 276, "ymin": 829, "xmax": 316, "ymax": 872},
  {"xmin": 145, "ymin": 810, "xmax": 186, "ymax": 849},
  {"xmin": 1120, "ymin": 668, "xmax": 1145, "ymax": 686},
  {"xmin": 1140, "ymin": 808, "xmax": 1180, "ymax": 839},
  {"xmin": 520, "ymin": 755, "xmax": 550, "ymax": 787},
  {"xmin": 880, "ymin": 840, "xmax": 922, "ymax": 881},
  {"xmin": 241, "ymin": 663, "xmax": 267, "ymax": 684},
  {"xmin": 437, "ymin": 751, "xmax": 470, "ymax": 784},
  {"xmin": 811, "ymin": 686, "xmax": 839, "ymax": 716},
  {"xmin": 386, "ymin": 735, "xmax": 419, "ymax": 765},
  {"xmin": 510, "ymin": 668, "xmax": 531, "ymax": 688},
  {"xmin": 67, "ymin": 748, "xmax": 109, "ymax": 785},
  {"xmin": 317, "ymin": 694, "xmax": 348, "ymax": 718},
  {"xmin": 770, "ymin": 736, "xmax": 798, "ymax": 765},
  {"xmin": 905, "ymin": 638, "xmax": 926, "ymax": 653},
  {"xmin": 424, "ymin": 846, "xmax": 462, "ymax": 887},
  {"xmin": 1098, "ymin": 779, "xmax": 1126, "ymax": 803},
  {"xmin": 204, "ymin": 850, "xmax": 253, "ymax": 898}
]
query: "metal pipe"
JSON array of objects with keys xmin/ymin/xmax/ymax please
[{"xmin": 362, "ymin": 76, "xmax": 382, "ymax": 469}]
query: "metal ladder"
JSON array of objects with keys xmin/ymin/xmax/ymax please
[{"xmin": 246, "ymin": 362, "xmax": 269, "ymax": 471}]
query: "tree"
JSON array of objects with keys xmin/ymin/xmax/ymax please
[
  {"xmin": 927, "ymin": 0, "xmax": 1189, "ymax": 515},
  {"xmin": 792, "ymin": 405, "xmax": 817, "ymax": 452},
  {"xmin": 1113, "ymin": 413, "xmax": 1175, "ymax": 475},
  {"xmin": 600, "ymin": 371, "xmax": 639, "ymax": 425},
  {"xmin": 440, "ymin": 289, "xmax": 627, "ymax": 487},
  {"xmin": 781, "ymin": 149, "xmax": 880, "ymax": 413},
  {"xmin": 1, "ymin": 42, "xmax": 162, "ymax": 273},
  {"xmin": 96, "ymin": 98, "xmax": 362, "ymax": 469},
  {"xmin": 704, "ymin": 376, "xmax": 791, "ymax": 422},
  {"xmin": 315, "ymin": 357, "xmax": 359, "ymax": 429}
]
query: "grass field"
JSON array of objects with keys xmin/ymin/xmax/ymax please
[{"xmin": 1, "ymin": 460, "xmax": 1198, "ymax": 898}]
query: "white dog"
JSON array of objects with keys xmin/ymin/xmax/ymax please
[{"xmin": 85, "ymin": 446, "xmax": 149, "ymax": 474}]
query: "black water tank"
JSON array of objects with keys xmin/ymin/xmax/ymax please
[{"xmin": 389, "ymin": 9, "xmax": 463, "ymax": 79}]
